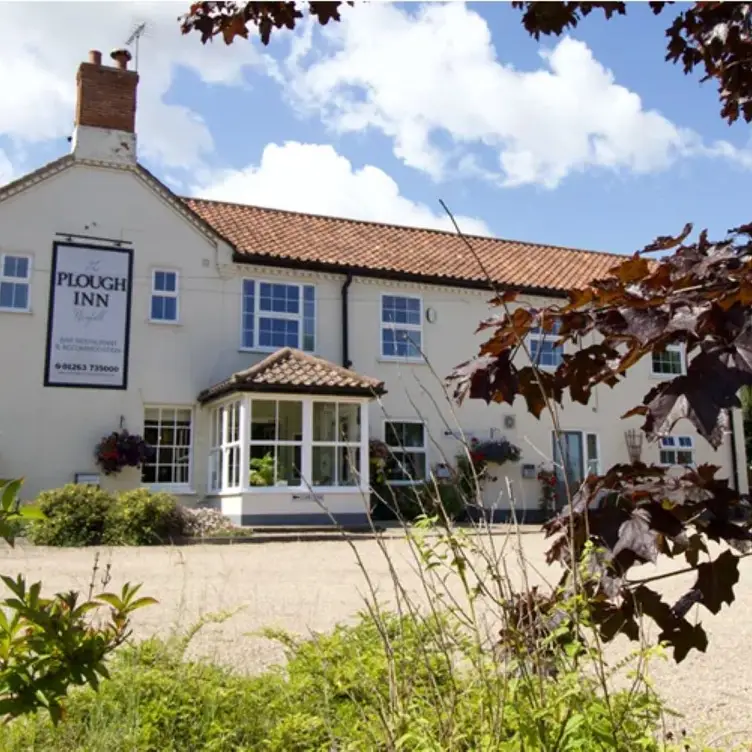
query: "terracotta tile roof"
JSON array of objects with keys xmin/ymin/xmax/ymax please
[
  {"xmin": 184, "ymin": 198, "xmax": 626, "ymax": 294},
  {"xmin": 198, "ymin": 348, "xmax": 386, "ymax": 403}
]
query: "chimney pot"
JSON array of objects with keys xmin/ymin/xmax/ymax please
[
  {"xmin": 88, "ymin": 50, "xmax": 102, "ymax": 66},
  {"xmin": 110, "ymin": 48, "xmax": 132, "ymax": 70}
]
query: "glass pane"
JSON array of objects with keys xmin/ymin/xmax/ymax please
[
  {"xmin": 242, "ymin": 281, "xmax": 255, "ymax": 348},
  {"xmin": 338, "ymin": 403, "xmax": 360, "ymax": 442},
  {"xmin": 586, "ymin": 434, "xmax": 598, "ymax": 474},
  {"xmin": 277, "ymin": 445, "xmax": 302, "ymax": 486},
  {"xmin": 385, "ymin": 422, "xmax": 406, "ymax": 447},
  {"xmin": 251, "ymin": 400, "xmax": 277, "ymax": 441},
  {"xmin": 259, "ymin": 317, "xmax": 299, "ymax": 348},
  {"xmin": 382, "ymin": 295, "xmax": 420, "ymax": 325},
  {"xmin": 151, "ymin": 296, "xmax": 164, "ymax": 320},
  {"xmin": 303, "ymin": 285, "xmax": 315, "ymax": 351},
  {"xmin": 12, "ymin": 283, "xmax": 28, "ymax": 310},
  {"xmin": 144, "ymin": 407, "xmax": 160, "ymax": 422},
  {"xmin": 338, "ymin": 446, "xmax": 360, "ymax": 486},
  {"xmin": 652, "ymin": 348, "xmax": 682, "ymax": 375},
  {"xmin": 0, "ymin": 282, "xmax": 13, "ymax": 308},
  {"xmin": 677, "ymin": 450, "xmax": 693, "ymax": 465},
  {"xmin": 5, "ymin": 256, "xmax": 28, "ymax": 279},
  {"xmin": 385, "ymin": 451, "xmax": 426, "ymax": 482},
  {"xmin": 163, "ymin": 297, "xmax": 177, "ymax": 321},
  {"xmin": 678, "ymin": 437, "xmax": 692, "ymax": 448},
  {"xmin": 313, "ymin": 402, "xmax": 337, "ymax": 442},
  {"xmin": 552, "ymin": 431, "xmax": 584, "ymax": 497},
  {"xmin": 157, "ymin": 465, "xmax": 173, "ymax": 484},
  {"xmin": 278, "ymin": 401, "xmax": 302, "ymax": 441},
  {"xmin": 249, "ymin": 445, "xmax": 275, "ymax": 486},
  {"xmin": 659, "ymin": 450, "xmax": 674, "ymax": 465},
  {"xmin": 312, "ymin": 446, "xmax": 336, "ymax": 486},
  {"xmin": 141, "ymin": 463, "xmax": 156, "ymax": 483},
  {"xmin": 161, "ymin": 272, "xmax": 176, "ymax": 292},
  {"xmin": 402, "ymin": 422, "xmax": 424, "ymax": 448},
  {"xmin": 160, "ymin": 426, "xmax": 175, "ymax": 446}
]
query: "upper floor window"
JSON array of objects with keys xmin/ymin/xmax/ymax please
[
  {"xmin": 651, "ymin": 344, "xmax": 684, "ymax": 377},
  {"xmin": 242, "ymin": 280, "xmax": 315, "ymax": 352},
  {"xmin": 529, "ymin": 320, "xmax": 563, "ymax": 369},
  {"xmin": 384, "ymin": 420, "xmax": 427, "ymax": 483},
  {"xmin": 381, "ymin": 294, "xmax": 422, "ymax": 359},
  {"xmin": 0, "ymin": 254, "xmax": 31, "ymax": 312},
  {"xmin": 150, "ymin": 270, "xmax": 179, "ymax": 323},
  {"xmin": 659, "ymin": 435, "xmax": 694, "ymax": 466}
]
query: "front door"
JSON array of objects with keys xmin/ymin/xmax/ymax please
[
  {"xmin": 552, "ymin": 431, "xmax": 584, "ymax": 508},
  {"xmin": 552, "ymin": 431, "xmax": 600, "ymax": 508}
]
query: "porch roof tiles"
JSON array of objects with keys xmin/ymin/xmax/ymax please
[{"xmin": 198, "ymin": 348, "xmax": 386, "ymax": 404}]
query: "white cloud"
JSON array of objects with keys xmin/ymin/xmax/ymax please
[
  {"xmin": 284, "ymin": 2, "xmax": 751, "ymax": 188},
  {"xmin": 194, "ymin": 141, "xmax": 491, "ymax": 235},
  {"xmin": 0, "ymin": 150, "xmax": 14, "ymax": 185},
  {"xmin": 0, "ymin": 1, "xmax": 268, "ymax": 171}
]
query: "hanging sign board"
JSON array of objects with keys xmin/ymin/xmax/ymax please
[{"xmin": 44, "ymin": 241, "xmax": 133, "ymax": 390}]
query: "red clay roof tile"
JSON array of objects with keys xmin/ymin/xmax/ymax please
[
  {"xmin": 184, "ymin": 198, "xmax": 625, "ymax": 294},
  {"xmin": 198, "ymin": 348, "xmax": 385, "ymax": 403}
]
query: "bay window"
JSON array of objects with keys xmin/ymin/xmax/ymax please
[{"xmin": 207, "ymin": 395, "xmax": 368, "ymax": 493}]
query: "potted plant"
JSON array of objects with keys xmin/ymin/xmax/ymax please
[
  {"xmin": 537, "ymin": 464, "xmax": 558, "ymax": 520},
  {"xmin": 95, "ymin": 430, "xmax": 153, "ymax": 476}
]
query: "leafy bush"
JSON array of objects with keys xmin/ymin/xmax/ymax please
[
  {"xmin": 103, "ymin": 490, "xmax": 186, "ymax": 546},
  {"xmin": 27, "ymin": 487, "xmax": 187, "ymax": 547},
  {"xmin": 27, "ymin": 484, "xmax": 113, "ymax": 547},
  {"xmin": 0, "ymin": 479, "xmax": 156, "ymax": 723},
  {"xmin": 0, "ymin": 611, "xmax": 683, "ymax": 751}
]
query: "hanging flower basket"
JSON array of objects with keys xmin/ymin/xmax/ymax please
[
  {"xmin": 470, "ymin": 437, "xmax": 522, "ymax": 466},
  {"xmin": 95, "ymin": 430, "xmax": 154, "ymax": 476}
]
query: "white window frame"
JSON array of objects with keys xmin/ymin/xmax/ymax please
[
  {"xmin": 658, "ymin": 435, "xmax": 695, "ymax": 467},
  {"xmin": 240, "ymin": 278, "xmax": 316, "ymax": 353},
  {"xmin": 249, "ymin": 398, "xmax": 305, "ymax": 487},
  {"xmin": 528, "ymin": 321, "xmax": 563, "ymax": 370},
  {"xmin": 0, "ymin": 252, "xmax": 31, "ymax": 313},
  {"xmin": 207, "ymin": 394, "xmax": 370, "ymax": 495},
  {"xmin": 311, "ymin": 401, "xmax": 362, "ymax": 488},
  {"xmin": 651, "ymin": 344, "xmax": 686, "ymax": 378},
  {"xmin": 141, "ymin": 405, "xmax": 194, "ymax": 493},
  {"xmin": 552, "ymin": 430, "xmax": 601, "ymax": 477},
  {"xmin": 149, "ymin": 269, "xmax": 180, "ymax": 324},
  {"xmin": 383, "ymin": 419, "xmax": 428, "ymax": 485},
  {"xmin": 380, "ymin": 292, "xmax": 424, "ymax": 361}
]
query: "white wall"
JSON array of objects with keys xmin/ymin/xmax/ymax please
[{"xmin": 0, "ymin": 159, "xmax": 745, "ymax": 513}]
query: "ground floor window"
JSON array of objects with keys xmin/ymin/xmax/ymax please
[
  {"xmin": 142, "ymin": 406, "xmax": 193, "ymax": 487},
  {"xmin": 383, "ymin": 420, "xmax": 427, "ymax": 483},
  {"xmin": 208, "ymin": 396, "xmax": 367, "ymax": 492}
]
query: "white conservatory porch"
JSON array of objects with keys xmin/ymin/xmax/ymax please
[{"xmin": 197, "ymin": 348, "xmax": 386, "ymax": 526}]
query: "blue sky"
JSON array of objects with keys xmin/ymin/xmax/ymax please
[{"xmin": 2, "ymin": 2, "xmax": 751, "ymax": 255}]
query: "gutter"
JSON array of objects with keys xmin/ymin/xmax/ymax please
[
  {"xmin": 341, "ymin": 272, "xmax": 353, "ymax": 369},
  {"xmin": 231, "ymin": 252, "xmax": 570, "ymax": 300}
]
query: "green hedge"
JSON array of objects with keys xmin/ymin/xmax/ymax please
[{"xmin": 26, "ymin": 485, "xmax": 187, "ymax": 547}]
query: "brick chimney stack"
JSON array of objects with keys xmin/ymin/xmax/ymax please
[{"xmin": 71, "ymin": 48, "xmax": 139, "ymax": 164}]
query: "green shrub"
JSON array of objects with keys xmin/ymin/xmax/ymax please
[
  {"xmin": 103, "ymin": 489, "xmax": 186, "ymax": 546},
  {"xmin": 27, "ymin": 484, "xmax": 114, "ymax": 547},
  {"xmin": 0, "ymin": 611, "xmax": 687, "ymax": 751}
]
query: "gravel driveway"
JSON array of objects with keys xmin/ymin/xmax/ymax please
[{"xmin": 2, "ymin": 533, "xmax": 751, "ymax": 748}]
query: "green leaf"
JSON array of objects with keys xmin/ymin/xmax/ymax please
[
  {"xmin": 0, "ymin": 480, "xmax": 22, "ymax": 512},
  {"xmin": 94, "ymin": 593, "xmax": 124, "ymax": 610},
  {"xmin": 127, "ymin": 597, "xmax": 159, "ymax": 612},
  {"xmin": 19, "ymin": 506, "xmax": 45, "ymax": 521}
]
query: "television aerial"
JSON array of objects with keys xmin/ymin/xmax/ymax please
[{"xmin": 125, "ymin": 22, "xmax": 148, "ymax": 71}]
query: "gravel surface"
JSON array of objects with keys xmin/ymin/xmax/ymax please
[{"xmin": 2, "ymin": 533, "xmax": 751, "ymax": 748}]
